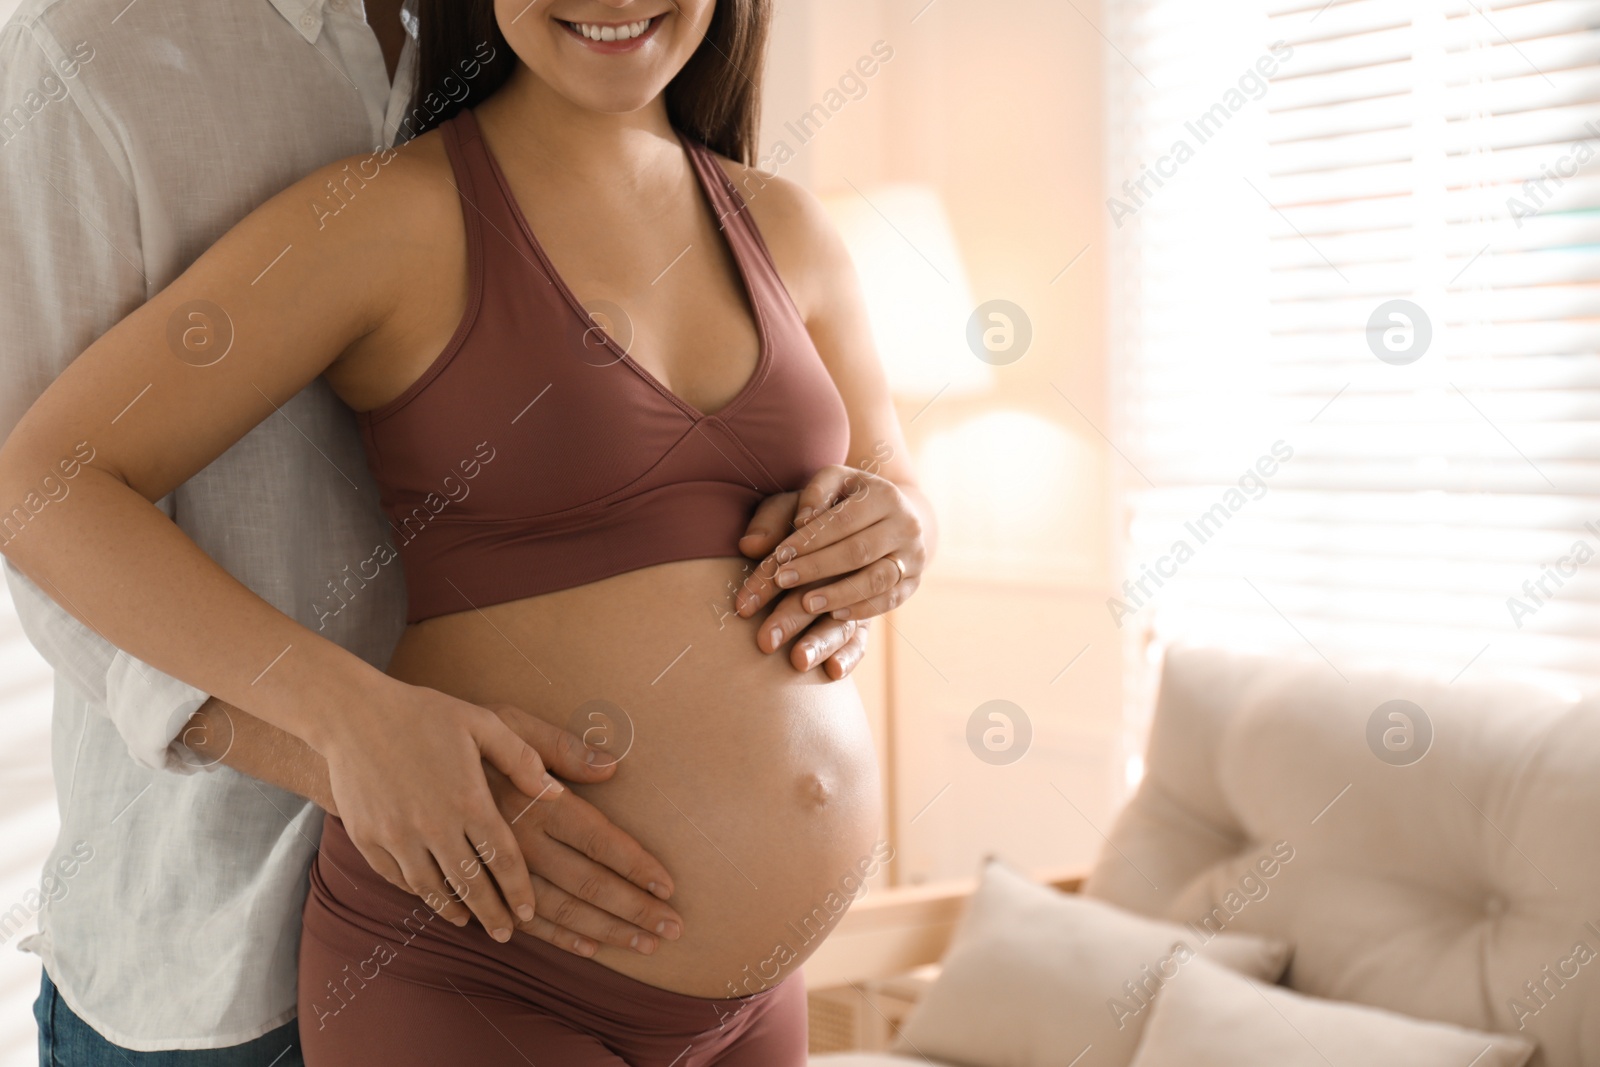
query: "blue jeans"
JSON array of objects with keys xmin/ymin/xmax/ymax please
[{"xmin": 34, "ymin": 971, "xmax": 303, "ymax": 1067}]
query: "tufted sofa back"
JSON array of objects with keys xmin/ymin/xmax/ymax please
[{"xmin": 1084, "ymin": 645, "xmax": 1600, "ymax": 1067}]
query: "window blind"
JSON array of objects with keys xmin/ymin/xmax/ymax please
[{"xmin": 1107, "ymin": 0, "xmax": 1600, "ymax": 694}]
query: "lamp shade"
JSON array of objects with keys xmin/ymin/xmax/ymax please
[{"xmin": 818, "ymin": 184, "xmax": 994, "ymax": 400}]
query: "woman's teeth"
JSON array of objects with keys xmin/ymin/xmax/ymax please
[{"xmin": 568, "ymin": 18, "xmax": 652, "ymax": 42}]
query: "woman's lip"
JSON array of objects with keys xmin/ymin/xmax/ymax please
[{"xmin": 556, "ymin": 15, "xmax": 664, "ymax": 55}]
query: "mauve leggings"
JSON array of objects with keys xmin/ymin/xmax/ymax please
[{"xmin": 298, "ymin": 816, "xmax": 808, "ymax": 1066}]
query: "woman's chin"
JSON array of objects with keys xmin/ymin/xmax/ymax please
[
  {"xmin": 548, "ymin": 80, "xmax": 675, "ymax": 118},
  {"xmin": 491, "ymin": 65, "xmax": 675, "ymax": 122}
]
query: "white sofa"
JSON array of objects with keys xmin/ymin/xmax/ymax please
[{"xmin": 812, "ymin": 645, "xmax": 1600, "ymax": 1066}]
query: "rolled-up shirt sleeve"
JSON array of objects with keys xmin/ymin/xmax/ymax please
[
  {"xmin": 5, "ymin": 563, "xmax": 209, "ymax": 772},
  {"xmin": 0, "ymin": 20, "xmax": 209, "ymax": 772}
]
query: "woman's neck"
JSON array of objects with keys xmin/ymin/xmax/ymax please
[{"xmin": 474, "ymin": 68, "xmax": 681, "ymax": 192}]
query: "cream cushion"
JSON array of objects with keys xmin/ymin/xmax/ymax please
[
  {"xmin": 1087, "ymin": 645, "xmax": 1600, "ymax": 1067},
  {"xmin": 1128, "ymin": 959, "xmax": 1535, "ymax": 1067},
  {"xmin": 892, "ymin": 860, "xmax": 1291, "ymax": 1067}
]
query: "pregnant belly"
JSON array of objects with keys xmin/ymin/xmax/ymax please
[{"xmin": 382, "ymin": 557, "xmax": 884, "ymax": 998}]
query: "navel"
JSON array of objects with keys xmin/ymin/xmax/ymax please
[{"xmin": 799, "ymin": 772, "xmax": 832, "ymax": 808}]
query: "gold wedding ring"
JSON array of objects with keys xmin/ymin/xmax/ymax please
[{"xmin": 887, "ymin": 553, "xmax": 908, "ymax": 582}]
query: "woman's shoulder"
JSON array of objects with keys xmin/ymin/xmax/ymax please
[
  {"xmin": 290, "ymin": 127, "xmax": 462, "ymax": 242},
  {"xmin": 708, "ymin": 154, "xmax": 826, "ymax": 246},
  {"xmin": 708, "ymin": 154, "xmax": 853, "ymax": 324}
]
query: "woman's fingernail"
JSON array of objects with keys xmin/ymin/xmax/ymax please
[
  {"xmin": 542, "ymin": 774, "xmax": 566, "ymax": 795},
  {"xmin": 648, "ymin": 881, "xmax": 672, "ymax": 900},
  {"xmin": 795, "ymin": 507, "xmax": 814, "ymax": 524},
  {"xmin": 492, "ymin": 927, "xmax": 511, "ymax": 943},
  {"xmin": 517, "ymin": 904, "xmax": 535, "ymax": 922},
  {"xmin": 630, "ymin": 933, "xmax": 658, "ymax": 955},
  {"xmin": 657, "ymin": 919, "xmax": 682, "ymax": 939},
  {"xmin": 776, "ymin": 568, "xmax": 798, "ymax": 588},
  {"xmin": 832, "ymin": 608, "xmax": 851, "ymax": 620},
  {"xmin": 768, "ymin": 626, "xmax": 783, "ymax": 649},
  {"xmin": 575, "ymin": 938, "xmax": 597, "ymax": 957},
  {"xmin": 586, "ymin": 747, "xmax": 602, "ymax": 765},
  {"xmin": 802, "ymin": 645, "xmax": 817, "ymax": 668},
  {"xmin": 805, "ymin": 594, "xmax": 825, "ymax": 612},
  {"xmin": 451, "ymin": 915, "xmax": 469, "ymax": 928}
]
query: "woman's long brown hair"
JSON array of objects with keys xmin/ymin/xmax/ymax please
[{"xmin": 405, "ymin": 1, "xmax": 772, "ymax": 164}]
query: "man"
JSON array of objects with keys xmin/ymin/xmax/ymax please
[{"xmin": 0, "ymin": 1, "xmax": 869, "ymax": 1062}]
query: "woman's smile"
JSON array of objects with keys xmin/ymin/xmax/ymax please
[{"xmin": 556, "ymin": 13, "xmax": 667, "ymax": 54}]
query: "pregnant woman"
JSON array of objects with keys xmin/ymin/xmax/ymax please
[{"xmin": 0, "ymin": 0, "xmax": 932, "ymax": 1063}]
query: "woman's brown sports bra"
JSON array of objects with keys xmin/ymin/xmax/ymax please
[{"xmin": 356, "ymin": 108, "xmax": 851, "ymax": 624}]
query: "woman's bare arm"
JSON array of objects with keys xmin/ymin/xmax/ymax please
[
  {"xmin": 0, "ymin": 143, "xmax": 559, "ymax": 941},
  {"xmin": 723, "ymin": 165, "xmax": 937, "ymax": 634}
]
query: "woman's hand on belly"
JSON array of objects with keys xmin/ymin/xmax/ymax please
[
  {"xmin": 737, "ymin": 488, "xmax": 874, "ymax": 679},
  {"xmin": 736, "ymin": 462, "xmax": 934, "ymax": 649}
]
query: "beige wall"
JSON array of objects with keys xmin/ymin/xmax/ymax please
[{"xmin": 762, "ymin": 0, "xmax": 1122, "ymax": 885}]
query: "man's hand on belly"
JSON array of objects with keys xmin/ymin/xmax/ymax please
[
  {"xmin": 481, "ymin": 704, "xmax": 685, "ymax": 958},
  {"xmin": 180, "ymin": 694, "xmax": 681, "ymax": 955}
]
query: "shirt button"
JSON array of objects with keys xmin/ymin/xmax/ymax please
[{"xmin": 300, "ymin": 12, "xmax": 316, "ymax": 27}]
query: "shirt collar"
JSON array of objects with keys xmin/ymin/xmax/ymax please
[
  {"xmin": 267, "ymin": 0, "xmax": 421, "ymax": 45},
  {"xmin": 267, "ymin": 0, "xmax": 326, "ymax": 44}
]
